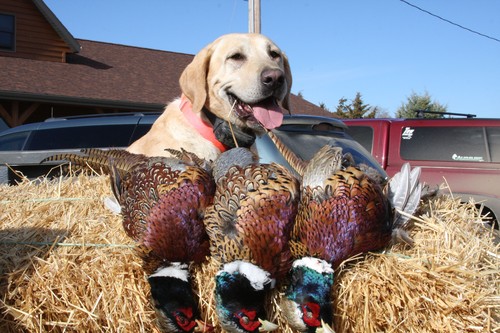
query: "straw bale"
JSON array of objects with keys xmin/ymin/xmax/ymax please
[
  {"xmin": 0, "ymin": 173, "xmax": 498, "ymax": 332},
  {"xmin": 332, "ymin": 195, "xmax": 499, "ymax": 333},
  {"xmin": 0, "ymin": 174, "xmax": 159, "ymax": 332}
]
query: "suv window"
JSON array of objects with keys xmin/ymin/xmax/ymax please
[
  {"xmin": 400, "ymin": 126, "xmax": 494, "ymax": 162},
  {"xmin": 130, "ymin": 124, "xmax": 154, "ymax": 143},
  {"xmin": 0, "ymin": 131, "xmax": 30, "ymax": 150},
  {"xmin": 25, "ymin": 125, "xmax": 136, "ymax": 150}
]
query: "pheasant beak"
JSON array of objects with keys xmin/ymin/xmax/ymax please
[
  {"xmin": 194, "ymin": 319, "xmax": 214, "ymax": 332},
  {"xmin": 258, "ymin": 318, "xmax": 279, "ymax": 331},
  {"xmin": 315, "ymin": 319, "xmax": 335, "ymax": 333}
]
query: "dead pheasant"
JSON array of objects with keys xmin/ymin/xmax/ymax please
[
  {"xmin": 44, "ymin": 148, "xmax": 214, "ymax": 333},
  {"xmin": 267, "ymin": 133, "xmax": 422, "ymax": 333},
  {"xmin": 203, "ymin": 147, "xmax": 300, "ymax": 333}
]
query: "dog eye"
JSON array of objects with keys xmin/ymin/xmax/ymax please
[
  {"xmin": 269, "ymin": 50, "xmax": 281, "ymax": 60},
  {"xmin": 228, "ymin": 53, "xmax": 245, "ymax": 61}
]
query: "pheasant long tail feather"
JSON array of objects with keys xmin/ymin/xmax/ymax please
[
  {"xmin": 41, "ymin": 150, "xmax": 110, "ymax": 174},
  {"xmin": 267, "ymin": 131, "xmax": 307, "ymax": 176},
  {"xmin": 79, "ymin": 148, "xmax": 146, "ymax": 174},
  {"xmin": 42, "ymin": 148, "xmax": 145, "ymax": 175},
  {"xmin": 109, "ymin": 162, "xmax": 123, "ymax": 202}
]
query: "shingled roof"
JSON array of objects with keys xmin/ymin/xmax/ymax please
[{"xmin": 0, "ymin": 40, "xmax": 189, "ymax": 110}]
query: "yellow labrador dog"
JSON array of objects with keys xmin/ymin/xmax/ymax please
[{"xmin": 127, "ymin": 33, "xmax": 292, "ymax": 161}]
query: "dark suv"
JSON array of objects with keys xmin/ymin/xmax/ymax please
[
  {"xmin": 0, "ymin": 113, "xmax": 385, "ymax": 184},
  {"xmin": 0, "ymin": 113, "xmax": 159, "ymax": 183}
]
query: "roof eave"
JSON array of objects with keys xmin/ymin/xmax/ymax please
[
  {"xmin": 0, "ymin": 91, "xmax": 165, "ymax": 111},
  {"xmin": 32, "ymin": 0, "xmax": 81, "ymax": 53}
]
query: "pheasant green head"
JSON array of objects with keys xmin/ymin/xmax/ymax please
[
  {"xmin": 148, "ymin": 264, "xmax": 212, "ymax": 333},
  {"xmin": 214, "ymin": 261, "xmax": 278, "ymax": 333},
  {"xmin": 281, "ymin": 257, "xmax": 335, "ymax": 333}
]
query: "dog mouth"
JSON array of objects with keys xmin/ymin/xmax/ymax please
[{"xmin": 228, "ymin": 94, "xmax": 284, "ymax": 130}]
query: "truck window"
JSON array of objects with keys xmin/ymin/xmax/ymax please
[
  {"xmin": 400, "ymin": 126, "xmax": 488, "ymax": 162},
  {"xmin": 345, "ymin": 126, "xmax": 373, "ymax": 153},
  {"xmin": 487, "ymin": 127, "xmax": 500, "ymax": 162}
]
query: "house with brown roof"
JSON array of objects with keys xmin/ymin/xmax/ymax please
[{"xmin": 0, "ymin": 0, "xmax": 334, "ymax": 130}]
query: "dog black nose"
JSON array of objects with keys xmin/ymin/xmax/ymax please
[{"xmin": 261, "ymin": 69, "xmax": 285, "ymax": 90}]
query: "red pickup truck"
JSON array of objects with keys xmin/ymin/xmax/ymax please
[{"xmin": 343, "ymin": 118, "xmax": 500, "ymax": 226}]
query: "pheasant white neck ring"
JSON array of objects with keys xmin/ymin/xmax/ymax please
[
  {"xmin": 149, "ymin": 262, "xmax": 189, "ymax": 282},
  {"xmin": 220, "ymin": 260, "xmax": 275, "ymax": 290}
]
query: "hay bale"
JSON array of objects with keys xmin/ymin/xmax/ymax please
[
  {"xmin": 0, "ymin": 174, "xmax": 158, "ymax": 332},
  {"xmin": 332, "ymin": 196, "xmax": 499, "ymax": 332},
  {"xmin": 0, "ymin": 174, "xmax": 498, "ymax": 332}
]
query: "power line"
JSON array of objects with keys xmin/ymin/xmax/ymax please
[{"xmin": 399, "ymin": 0, "xmax": 500, "ymax": 44}]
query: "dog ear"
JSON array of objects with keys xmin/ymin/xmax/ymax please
[
  {"xmin": 179, "ymin": 43, "xmax": 213, "ymax": 113},
  {"xmin": 282, "ymin": 52, "xmax": 293, "ymax": 112}
]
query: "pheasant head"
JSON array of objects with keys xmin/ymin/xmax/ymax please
[
  {"xmin": 149, "ymin": 264, "xmax": 212, "ymax": 333},
  {"xmin": 214, "ymin": 261, "xmax": 278, "ymax": 333},
  {"xmin": 281, "ymin": 258, "xmax": 335, "ymax": 333}
]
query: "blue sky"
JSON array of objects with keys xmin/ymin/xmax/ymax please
[{"xmin": 45, "ymin": 0, "xmax": 500, "ymax": 118}]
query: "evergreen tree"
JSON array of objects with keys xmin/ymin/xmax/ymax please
[
  {"xmin": 334, "ymin": 92, "xmax": 377, "ymax": 118},
  {"xmin": 396, "ymin": 92, "xmax": 447, "ymax": 118},
  {"xmin": 351, "ymin": 92, "xmax": 377, "ymax": 118},
  {"xmin": 335, "ymin": 97, "xmax": 350, "ymax": 117}
]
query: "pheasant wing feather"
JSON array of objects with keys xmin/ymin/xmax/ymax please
[
  {"xmin": 387, "ymin": 163, "xmax": 423, "ymax": 229},
  {"xmin": 387, "ymin": 162, "xmax": 410, "ymax": 211}
]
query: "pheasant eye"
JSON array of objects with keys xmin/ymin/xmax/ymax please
[
  {"xmin": 235, "ymin": 311, "xmax": 261, "ymax": 332},
  {"xmin": 174, "ymin": 312, "xmax": 188, "ymax": 324},
  {"xmin": 173, "ymin": 308, "xmax": 197, "ymax": 331}
]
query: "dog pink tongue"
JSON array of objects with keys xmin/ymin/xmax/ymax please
[{"xmin": 251, "ymin": 99, "xmax": 284, "ymax": 129}]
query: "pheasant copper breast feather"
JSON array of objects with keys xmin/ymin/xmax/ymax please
[{"xmin": 116, "ymin": 154, "xmax": 213, "ymax": 266}]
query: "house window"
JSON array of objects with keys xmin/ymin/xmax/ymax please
[{"xmin": 0, "ymin": 13, "xmax": 15, "ymax": 51}]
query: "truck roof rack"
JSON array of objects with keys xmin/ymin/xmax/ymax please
[{"xmin": 414, "ymin": 110, "xmax": 476, "ymax": 118}]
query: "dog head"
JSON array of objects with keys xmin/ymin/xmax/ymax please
[{"xmin": 179, "ymin": 33, "xmax": 292, "ymax": 133}]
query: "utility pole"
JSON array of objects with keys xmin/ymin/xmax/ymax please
[{"xmin": 248, "ymin": 0, "xmax": 261, "ymax": 33}]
